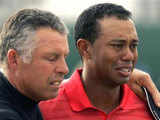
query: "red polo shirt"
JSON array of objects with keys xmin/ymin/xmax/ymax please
[{"xmin": 39, "ymin": 69, "xmax": 153, "ymax": 120}]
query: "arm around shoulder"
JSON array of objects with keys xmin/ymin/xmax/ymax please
[{"xmin": 128, "ymin": 68, "xmax": 160, "ymax": 107}]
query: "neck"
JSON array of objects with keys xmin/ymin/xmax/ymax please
[{"xmin": 82, "ymin": 68, "xmax": 122, "ymax": 114}]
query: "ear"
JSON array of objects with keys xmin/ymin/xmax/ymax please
[
  {"xmin": 76, "ymin": 39, "xmax": 92, "ymax": 59},
  {"xmin": 7, "ymin": 49, "xmax": 20, "ymax": 69}
]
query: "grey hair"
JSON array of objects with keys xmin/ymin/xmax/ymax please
[{"xmin": 0, "ymin": 8, "xmax": 68, "ymax": 64}]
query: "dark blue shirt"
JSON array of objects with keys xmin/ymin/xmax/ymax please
[{"xmin": 0, "ymin": 72, "xmax": 43, "ymax": 120}]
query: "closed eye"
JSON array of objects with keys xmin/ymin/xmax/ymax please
[{"xmin": 45, "ymin": 54, "xmax": 59, "ymax": 62}]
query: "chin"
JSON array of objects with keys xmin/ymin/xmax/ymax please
[
  {"xmin": 120, "ymin": 77, "xmax": 129, "ymax": 84},
  {"xmin": 39, "ymin": 93, "xmax": 58, "ymax": 101},
  {"xmin": 123, "ymin": 76, "xmax": 130, "ymax": 81},
  {"xmin": 114, "ymin": 77, "xmax": 129, "ymax": 86}
]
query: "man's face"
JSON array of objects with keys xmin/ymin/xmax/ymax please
[
  {"xmin": 89, "ymin": 17, "xmax": 139, "ymax": 86},
  {"xmin": 16, "ymin": 27, "xmax": 69, "ymax": 101}
]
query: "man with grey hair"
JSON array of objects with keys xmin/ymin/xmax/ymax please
[
  {"xmin": 0, "ymin": 7, "xmax": 159, "ymax": 120},
  {"xmin": 0, "ymin": 8, "xmax": 69, "ymax": 120}
]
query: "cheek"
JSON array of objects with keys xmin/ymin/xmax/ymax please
[
  {"xmin": 28, "ymin": 62, "xmax": 54, "ymax": 82},
  {"xmin": 34, "ymin": 61, "xmax": 54, "ymax": 72},
  {"xmin": 102, "ymin": 52, "xmax": 117, "ymax": 64}
]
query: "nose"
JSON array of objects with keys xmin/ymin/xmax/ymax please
[
  {"xmin": 56, "ymin": 58, "xmax": 69, "ymax": 75},
  {"xmin": 121, "ymin": 47, "xmax": 136, "ymax": 61}
]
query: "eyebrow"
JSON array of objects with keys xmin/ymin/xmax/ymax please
[
  {"xmin": 47, "ymin": 51, "xmax": 69, "ymax": 57},
  {"xmin": 110, "ymin": 39, "xmax": 139, "ymax": 43}
]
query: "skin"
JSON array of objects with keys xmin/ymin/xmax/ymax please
[
  {"xmin": 77, "ymin": 16, "xmax": 139, "ymax": 113},
  {"xmin": 7, "ymin": 27, "xmax": 69, "ymax": 102},
  {"xmin": 5, "ymin": 20, "xmax": 160, "ymax": 110},
  {"xmin": 129, "ymin": 69, "xmax": 160, "ymax": 107}
]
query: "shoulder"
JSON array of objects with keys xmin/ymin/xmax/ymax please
[
  {"xmin": 0, "ymin": 100, "xmax": 22, "ymax": 120},
  {"xmin": 122, "ymin": 84, "xmax": 148, "ymax": 107},
  {"xmin": 39, "ymin": 87, "xmax": 70, "ymax": 119},
  {"xmin": 0, "ymin": 107, "xmax": 22, "ymax": 120},
  {"xmin": 39, "ymin": 87, "xmax": 67, "ymax": 110}
]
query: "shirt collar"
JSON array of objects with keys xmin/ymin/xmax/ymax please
[
  {"xmin": 62, "ymin": 69, "xmax": 93, "ymax": 111},
  {"xmin": 119, "ymin": 84, "xmax": 130, "ymax": 109},
  {"xmin": 62, "ymin": 69, "xmax": 134, "ymax": 111}
]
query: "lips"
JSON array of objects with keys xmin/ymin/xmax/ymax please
[
  {"xmin": 49, "ymin": 80, "xmax": 63, "ymax": 86},
  {"xmin": 115, "ymin": 66, "xmax": 133, "ymax": 77}
]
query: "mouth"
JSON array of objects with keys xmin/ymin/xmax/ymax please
[
  {"xmin": 49, "ymin": 80, "xmax": 62, "ymax": 87},
  {"xmin": 116, "ymin": 67, "xmax": 132, "ymax": 77}
]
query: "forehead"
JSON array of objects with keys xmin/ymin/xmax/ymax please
[
  {"xmin": 97, "ymin": 17, "xmax": 138, "ymax": 39},
  {"xmin": 34, "ymin": 27, "xmax": 69, "ymax": 53}
]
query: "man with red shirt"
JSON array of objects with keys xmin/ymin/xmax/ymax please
[{"xmin": 40, "ymin": 3, "xmax": 155, "ymax": 119}]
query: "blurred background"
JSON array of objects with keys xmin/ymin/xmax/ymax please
[{"xmin": 0, "ymin": 0, "xmax": 160, "ymax": 88}]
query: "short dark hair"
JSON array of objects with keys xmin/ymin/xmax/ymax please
[{"xmin": 74, "ymin": 3, "xmax": 132, "ymax": 44}]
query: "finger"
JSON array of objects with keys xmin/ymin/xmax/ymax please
[
  {"xmin": 142, "ymin": 77, "xmax": 160, "ymax": 107},
  {"xmin": 132, "ymin": 69, "xmax": 160, "ymax": 107}
]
